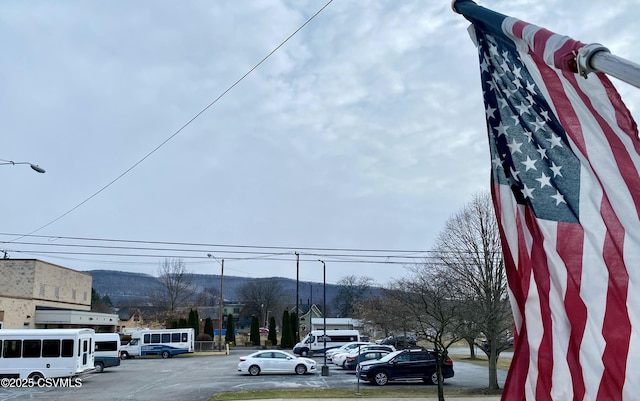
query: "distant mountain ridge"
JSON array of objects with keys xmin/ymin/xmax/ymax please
[{"xmin": 87, "ymin": 270, "xmax": 342, "ymax": 310}]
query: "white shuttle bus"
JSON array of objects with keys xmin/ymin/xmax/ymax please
[
  {"xmin": 120, "ymin": 328, "xmax": 194, "ymax": 359},
  {"xmin": 293, "ymin": 329, "xmax": 360, "ymax": 356},
  {"xmin": 0, "ymin": 328, "xmax": 95, "ymax": 380},
  {"xmin": 94, "ymin": 332, "xmax": 121, "ymax": 373}
]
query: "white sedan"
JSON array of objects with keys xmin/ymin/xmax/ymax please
[{"xmin": 238, "ymin": 350, "xmax": 317, "ymax": 376}]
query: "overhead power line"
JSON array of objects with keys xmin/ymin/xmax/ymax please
[{"xmin": 0, "ymin": 231, "xmax": 502, "ymax": 269}]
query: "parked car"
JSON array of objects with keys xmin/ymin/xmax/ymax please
[
  {"xmin": 357, "ymin": 348, "xmax": 454, "ymax": 386},
  {"xmin": 333, "ymin": 344, "xmax": 395, "ymax": 368},
  {"xmin": 325, "ymin": 341, "xmax": 371, "ymax": 362},
  {"xmin": 237, "ymin": 350, "xmax": 316, "ymax": 376},
  {"xmin": 344, "ymin": 349, "xmax": 391, "ymax": 370},
  {"xmin": 380, "ymin": 335, "xmax": 417, "ymax": 349}
]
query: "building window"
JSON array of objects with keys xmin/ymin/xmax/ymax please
[
  {"xmin": 72, "ymin": 289, "xmax": 77, "ymax": 300},
  {"xmin": 54, "ymin": 287, "xmax": 59, "ymax": 298},
  {"xmin": 83, "ymin": 292, "xmax": 87, "ymax": 301},
  {"xmin": 40, "ymin": 284, "xmax": 45, "ymax": 296}
]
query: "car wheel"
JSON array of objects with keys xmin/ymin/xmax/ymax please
[
  {"xmin": 161, "ymin": 351, "xmax": 170, "ymax": 359},
  {"xmin": 120, "ymin": 351, "xmax": 129, "ymax": 360},
  {"xmin": 248, "ymin": 365, "xmax": 261, "ymax": 376},
  {"xmin": 424, "ymin": 371, "xmax": 437, "ymax": 385},
  {"xmin": 373, "ymin": 371, "xmax": 389, "ymax": 386},
  {"xmin": 295, "ymin": 364, "xmax": 307, "ymax": 375},
  {"xmin": 94, "ymin": 362, "xmax": 104, "ymax": 373}
]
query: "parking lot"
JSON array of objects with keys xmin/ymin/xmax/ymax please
[{"xmin": 0, "ymin": 347, "xmax": 506, "ymax": 401}]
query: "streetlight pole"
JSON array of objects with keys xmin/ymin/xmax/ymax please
[
  {"xmin": 295, "ymin": 252, "xmax": 299, "ymax": 343},
  {"xmin": 0, "ymin": 159, "xmax": 46, "ymax": 173},
  {"xmin": 318, "ymin": 259, "xmax": 328, "ymax": 376},
  {"xmin": 208, "ymin": 254, "xmax": 224, "ymax": 352}
]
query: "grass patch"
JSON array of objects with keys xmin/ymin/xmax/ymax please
[
  {"xmin": 208, "ymin": 386, "xmax": 502, "ymax": 400},
  {"xmin": 449, "ymin": 354, "xmax": 511, "ymax": 371}
]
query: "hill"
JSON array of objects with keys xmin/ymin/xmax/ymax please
[{"xmin": 87, "ymin": 270, "xmax": 342, "ymax": 311}]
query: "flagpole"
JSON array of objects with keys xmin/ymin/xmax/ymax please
[
  {"xmin": 577, "ymin": 44, "xmax": 640, "ymax": 90},
  {"xmin": 452, "ymin": 0, "xmax": 640, "ymax": 90}
]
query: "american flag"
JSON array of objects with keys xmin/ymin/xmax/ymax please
[{"xmin": 455, "ymin": 1, "xmax": 640, "ymax": 400}]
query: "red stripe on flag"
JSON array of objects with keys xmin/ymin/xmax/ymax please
[
  {"xmin": 492, "ymin": 183, "xmax": 531, "ymax": 401},
  {"xmin": 597, "ymin": 198, "xmax": 630, "ymax": 400},
  {"xmin": 523, "ymin": 208, "xmax": 554, "ymax": 401},
  {"xmin": 556, "ymin": 222, "xmax": 587, "ymax": 401}
]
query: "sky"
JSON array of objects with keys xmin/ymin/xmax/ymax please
[{"xmin": 2, "ymin": 0, "xmax": 639, "ymax": 286}]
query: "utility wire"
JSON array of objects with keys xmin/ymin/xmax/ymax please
[
  {"xmin": 0, "ymin": 232, "xmax": 431, "ymax": 254},
  {"xmin": 11, "ymin": 0, "xmax": 335, "ymax": 241}
]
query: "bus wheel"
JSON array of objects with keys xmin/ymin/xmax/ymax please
[
  {"xmin": 94, "ymin": 362, "xmax": 104, "ymax": 373},
  {"xmin": 162, "ymin": 351, "xmax": 170, "ymax": 359},
  {"xmin": 28, "ymin": 372, "xmax": 44, "ymax": 381}
]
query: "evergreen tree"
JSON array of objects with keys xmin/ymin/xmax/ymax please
[
  {"xmin": 268, "ymin": 316, "xmax": 277, "ymax": 346},
  {"xmin": 280, "ymin": 310, "xmax": 293, "ymax": 348},
  {"xmin": 250, "ymin": 316, "xmax": 260, "ymax": 346},
  {"xmin": 204, "ymin": 317, "xmax": 213, "ymax": 338},
  {"xmin": 178, "ymin": 317, "xmax": 188, "ymax": 328},
  {"xmin": 225, "ymin": 313, "xmax": 236, "ymax": 344},
  {"xmin": 193, "ymin": 309, "xmax": 200, "ymax": 337},
  {"xmin": 187, "ymin": 310, "xmax": 195, "ymax": 333},
  {"xmin": 187, "ymin": 309, "xmax": 200, "ymax": 336},
  {"xmin": 290, "ymin": 312, "xmax": 297, "ymax": 343}
]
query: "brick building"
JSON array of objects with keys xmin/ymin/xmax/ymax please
[{"xmin": 0, "ymin": 259, "xmax": 117, "ymax": 330}]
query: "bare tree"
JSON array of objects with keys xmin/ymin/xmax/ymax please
[
  {"xmin": 333, "ymin": 275, "xmax": 374, "ymax": 318},
  {"xmin": 433, "ymin": 192, "xmax": 513, "ymax": 390},
  {"xmin": 150, "ymin": 258, "xmax": 195, "ymax": 323},
  {"xmin": 238, "ymin": 278, "xmax": 284, "ymax": 327},
  {"xmin": 390, "ymin": 265, "xmax": 465, "ymax": 401},
  {"xmin": 195, "ymin": 286, "xmax": 220, "ymax": 307},
  {"xmin": 354, "ymin": 291, "xmax": 409, "ymax": 339}
]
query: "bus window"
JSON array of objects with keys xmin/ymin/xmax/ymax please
[
  {"xmin": 172, "ymin": 333, "xmax": 180, "ymax": 342},
  {"xmin": 23, "ymin": 340, "xmax": 41, "ymax": 358},
  {"xmin": 151, "ymin": 334, "xmax": 160, "ymax": 343},
  {"xmin": 95, "ymin": 340, "xmax": 118, "ymax": 352},
  {"xmin": 181, "ymin": 332, "xmax": 188, "ymax": 342},
  {"xmin": 162, "ymin": 334, "xmax": 170, "ymax": 343},
  {"xmin": 43, "ymin": 340, "xmax": 61, "ymax": 357},
  {"xmin": 4, "ymin": 340, "xmax": 22, "ymax": 358},
  {"xmin": 61, "ymin": 339, "xmax": 74, "ymax": 357}
]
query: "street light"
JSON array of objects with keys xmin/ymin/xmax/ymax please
[
  {"xmin": 208, "ymin": 254, "xmax": 224, "ymax": 352},
  {"xmin": 318, "ymin": 259, "xmax": 328, "ymax": 376},
  {"xmin": 0, "ymin": 160, "xmax": 45, "ymax": 173}
]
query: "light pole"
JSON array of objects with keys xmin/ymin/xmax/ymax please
[
  {"xmin": 0, "ymin": 159, "xmax": 45, "ymax": 173},
  {"xmin": 208, "ymin": 254, "xmax": 224, "ymax": 352},
  {"xmin": 318, "ymin": 259, "xmax": 328, "ymax": 376},
  {"xmin": 295, "ymin": 252, "xmax": 299, "ymax": 343}
]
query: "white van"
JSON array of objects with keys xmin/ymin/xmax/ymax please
[
  {"xmin": 293, "ymin": 329, "xmax": 360, "ymax": 356},
  {"xmin": 94, "ymin": 333, "xmax": 121, "ymax": 373}
]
